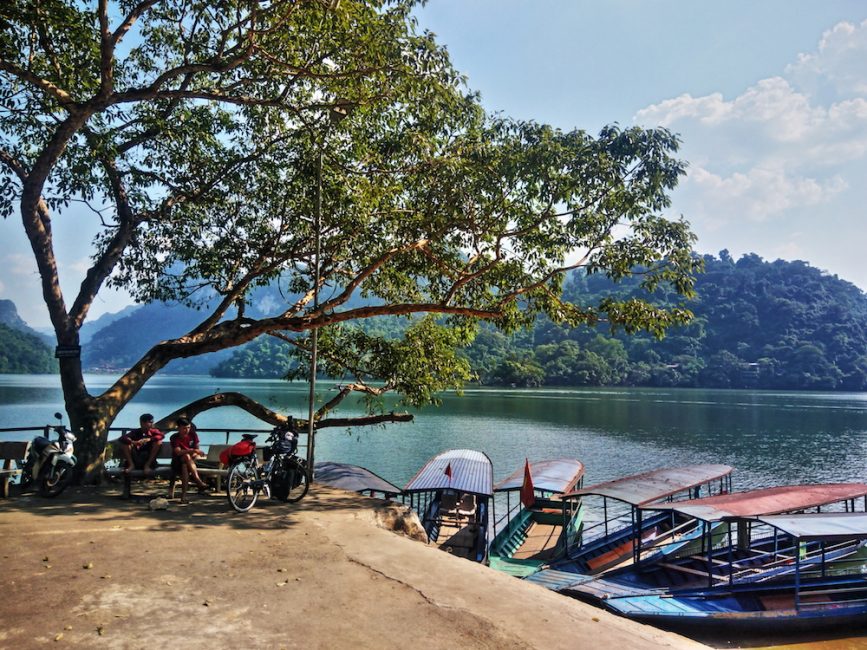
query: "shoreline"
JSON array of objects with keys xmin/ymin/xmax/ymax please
[{"xmin": 0, "ymin": 483, "xmax": 705, "ymax": 649}]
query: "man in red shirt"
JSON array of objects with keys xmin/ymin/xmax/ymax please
[
  {"xmin": 119, "ymin": 413, "xmax": 164, "ymax": 476},
  {"xmin": 170, "ymin": 417, "xmax": 207, "ymax": 503}
]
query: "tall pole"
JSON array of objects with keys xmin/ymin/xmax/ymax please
[
  {"xmin": 304, "ymin": 101, "xmax": 351, "ymax": 479},
  {"xmin": 306, "ymin": 146, "xmax": 322, "ymax": 476}
]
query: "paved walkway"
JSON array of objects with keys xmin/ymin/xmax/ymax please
[{"xmin": 0, "ymin": 483, "xmax": 706, "ymax": 649}]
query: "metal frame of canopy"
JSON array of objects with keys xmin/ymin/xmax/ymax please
[
  {"xmin": 729, "ymin": 512, "xmax": 867, "ymax": 605},
  {"xmin": 561, "ymin": 464, "xmax": 734, "ymax": 549},
  {"xmin": 489, "ymin": 459, "xmax": 587, "ymax": 573},
  {"xmin": 636, "ymin": 483, "xmax": 867, "ymax": 588},
  {"xmin": 492, "ymin": 459, "xmax": 586, "ymax": 541},
  {"xmin": 402, "ymin": 449, "xmax": 495, "ymax": 563}
]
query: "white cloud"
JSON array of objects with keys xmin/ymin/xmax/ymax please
[
  {"xmin": 787, "ymin": 19, "xmax": 867, "ymax": 96},
  {"xmin": 771, "ymin": 240, "xmax": 807, "ymax": 262},
  {"xmin": 633, "ymin": 17, "xmax": 867, "ymax": 267},
  {"xmin": 635, "ymin": 92, "xmax": 731, "ymax": 127},
  {"xmin": 636, "ymin": 77, "xmax": 854, "ymax": 152},
  {"xmin": 685, "ymin": 166, "xmax": 847, "ymax": 221}
]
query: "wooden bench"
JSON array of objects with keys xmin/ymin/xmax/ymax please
[
  {"xmin": 196, "ymin": 444, "xmax": 233, "ymax": 492},
  {"xmin": 104, "ymin": 440, "xmax": 176, "ymax": 499},
  {"xmin": 104, "ymin": 440, "xmax": 258, "ymax": 499},
  {"xmin": 0, "ymin": 441, "xmax": 29, "ymax": 498}
]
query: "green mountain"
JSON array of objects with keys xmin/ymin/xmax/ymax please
[
  {"xmin": 82, "ymin": 302, "xmax": 234, "ymax": 374},
  {"xmin": 214, "ymin": 253, "xmax": 867, "ymax": 391},
  {"xmin": 0, "ymin": 322, "xmax": 56, "ymax": 373},
  {"xmin": 502, "ymin": 252, "xmax": 867, "ymax": 391},
  {"xmin": 0, "ymin": 299, "xmax": 53, "ymax": 346}
]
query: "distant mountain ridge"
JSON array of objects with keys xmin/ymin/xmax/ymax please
[
  {"xmin": 0, "ymin": 299, "xmax": 53, "ymax": 345},
  {"xmin": 6, "ymin": 254, "xmax": 867, "ymax": 386},
  {"xmin": 80, "ymin": 305, "xmax": 139, "ymax": 344},
  {"xmin": 0, "ymin": 301, "xmax": 56, "ymax": 373}
]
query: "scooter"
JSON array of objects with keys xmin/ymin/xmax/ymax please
[{"xmin": 22, "ymin": 412, "xmax": 77, "ymax": 497}]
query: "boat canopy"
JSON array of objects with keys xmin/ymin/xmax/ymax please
[
  {"xmin": 754, "ymin": 512, "xmax": 867, "ymax": 541},
  {"xmin": 644, "ymin": 483, "xmax": 867, "ymax": 521},
  {"xmin": 562, "ymin": 464, "xmax": 733, "ymax": 505},
  {"xmin": 494, "ymin": 459, "xmax": 585, "ymax": 495},
  {"xmin": 314, "ymin": 461, "xmax": 402, "ymax": 497},
  {"xmin": 403, "ymin": 449, "xmax": 493, "ymax": 497}
]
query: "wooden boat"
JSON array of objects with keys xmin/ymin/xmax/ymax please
[
  {"xmin": 403, "ymin": 449, "xmax": 493, "ymax": 563},
  {"xmin": 601, "ymin": 512, "xmax": 867, "ymax": 632},
  {"xmin": 525, "ymin": 464, "xmax": 734, "ymax": 591},
  {"xmin": 559, "ymin": 483, "xmax": 867, "ymax": 608},
  {"xmin": 488, "ymin": 459, "xmax": 586, "ymax": 577},
  {"xmin": 314, "ymin": 461, "xmax": 403, "ymax": 499}
]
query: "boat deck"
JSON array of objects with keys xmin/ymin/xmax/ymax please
[
  {"xmin": 437, "ymin": 518, "xmax": 480, "ymax": 560},
  {"xmin": 512, "ymin": 522, "xmax": 562, "ymax": 561}
]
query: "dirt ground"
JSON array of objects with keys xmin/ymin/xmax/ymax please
[{"xmin": 0, "ymin": 481, "xmax": 708, "ymax": 650}]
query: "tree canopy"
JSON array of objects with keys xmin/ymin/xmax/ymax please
[{"xmin": 0, "ymin": 0, "xmax": 698, "ymax": 477}]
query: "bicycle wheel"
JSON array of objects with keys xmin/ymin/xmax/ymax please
[
  {"xmin": 226, "ymin": 460, "xmax": 259, "ymax": 512},
  {"xmin": 284, "ymin": 457, "xmax": 309, "ymax": 503}
]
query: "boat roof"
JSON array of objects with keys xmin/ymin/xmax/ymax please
[
  {"xmin": 314, "ymin": 461, "xmax": 402, "ymax": 497},
  {"xmin": 644, "ymin": 483, "xmax": 867, "ymax": 521},
  {"xmin": 403, "ymin": 449, "xmax": 493, "ymax": 496},
  {"xmin": 494, "ymin": 459, "xmax": 585, "ymax": 495},
  {"xmin": 563, "ymin": 464, "xmax": 733, "ymax": 506},
  {"xmin": 754, "ymin": 512, "xmax": 867, "ymax": 541}
]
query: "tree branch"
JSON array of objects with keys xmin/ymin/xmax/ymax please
[
  {"xmin": 152, "ymin": 391, "xmax": 413, "ymax": 432},
  {"xmin": 0, "ymin": 61, "xmax": 74, "ymax": 105}
]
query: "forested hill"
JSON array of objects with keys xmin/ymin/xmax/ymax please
[
  {"xmin": 0, "ymin": 300, "xmax": 56, "ymax": 373},
  {"xmin": 211, "ymin": 252, "xmax": 867, "ymax": 391},
  {"xmin": 0, "ymin": 323, "xmax": 56, "ymax": 373},
  {"xmin": 468, "ymin": 252, "xmax": 867, "ymax": 391},
  {"xmin": 10, "ymin": 252, "xmax": 865, "ymax": 389}
]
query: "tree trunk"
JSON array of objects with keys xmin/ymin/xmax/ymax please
[{"xmin": 57, "ymin": 356, "xmax": 119, "ymax": 484}]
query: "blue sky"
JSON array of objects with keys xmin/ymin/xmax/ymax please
[
  {"xmin": 3, "ymin": 1, "xmax": 867, "ymax": 327},
  {"xmin": 417, "ymin": 1, "xmax": 867, "ymax": 287}
]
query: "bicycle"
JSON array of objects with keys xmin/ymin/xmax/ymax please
[{"xmin": 226, "ymin": 425, "xmax": 309, "ymax": 513}]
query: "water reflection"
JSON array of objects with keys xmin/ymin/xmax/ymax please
[{"xmin": 1, "ymin": 376, "xmax": 866, "ymax": 492}]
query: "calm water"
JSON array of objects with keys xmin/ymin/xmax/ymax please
[{"xmin": 1, "ymin": 374, "xmax": 867, "ymax": 491}]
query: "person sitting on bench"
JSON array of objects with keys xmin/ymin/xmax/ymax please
[
  {"xmin": 170, "ymin": 417, "xmax": 208, "ymax": 503},
  {"xmin": 119, "ymin": 413, "xmax": 164, "ymax": 476}
]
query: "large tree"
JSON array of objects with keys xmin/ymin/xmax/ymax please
[{"xmin": 0, "ymin": 0, "xmax": 698, "ymax": 480}]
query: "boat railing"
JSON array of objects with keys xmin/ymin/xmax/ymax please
[
  {"xmin": 577, "ymin": 509, "xmax": 635, "ymax": 546},
  {"xmin": 644, "ymin": 530, "xmax": 867, "ymax": 588},
  {"xmin": 636, "ymin": 516, "xmax": 706, "ymax": 561}
]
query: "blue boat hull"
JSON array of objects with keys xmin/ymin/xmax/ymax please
[{"xmin": 604, "ymin": 575, "xmax": 867, "ymax": 633}]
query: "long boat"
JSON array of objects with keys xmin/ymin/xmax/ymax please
[
  {"xmin": 602, "ymin": 511, "xmax": 867, "ymax": 632},
  {"xmin": 525, "ymin": 464, "xmax": 734, "ymax": 591},
  {"xmin": 559, "ymin": 483, "xmax": 867, "ymax": 606},
  {"xmin": 403, "ymin": 449, "xmax": 493, "ymax": 563},
  {"xmin": 488, "ymin": 459, "xmax": 586, "ymax": 577}
]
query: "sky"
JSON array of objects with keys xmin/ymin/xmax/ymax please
[
  {"xmin": 416, "ymin": 1, "xmax": 867, "ymax": 285},
  {"xmin": 2, "ymin": 1, "xmax": 867, "ymax": 328}
]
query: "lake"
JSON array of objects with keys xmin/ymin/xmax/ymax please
[{"xmin": 2, "ymin": 373, "xmax": 867, "ymax": 491}]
